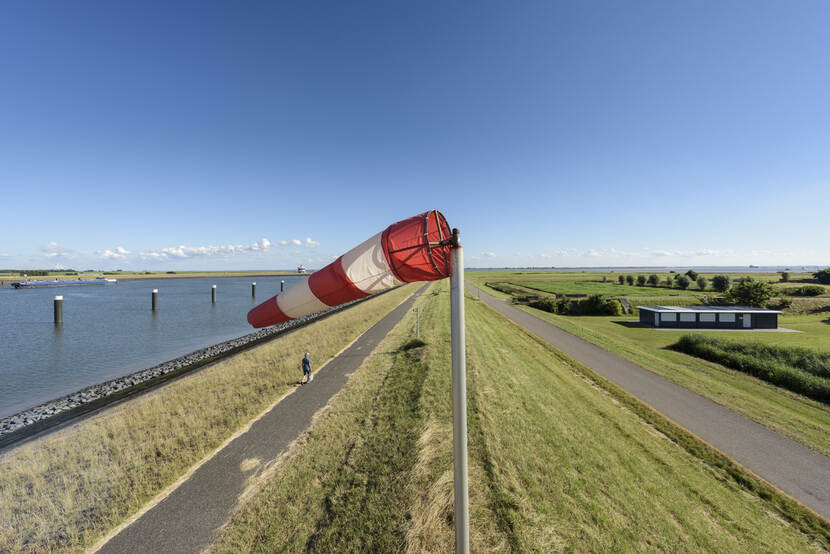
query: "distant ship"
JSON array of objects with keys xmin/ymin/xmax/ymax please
[
  {"xmin": 297, "ymin": 264, "xmax": 307, "ymax": 274},
  {"xmin": 11, "ymin": 277, "xmax": 117, "ymax": 289},
  {"xmin": 749, "ymin": 265, "xmax": 759, "ymax": 268}
]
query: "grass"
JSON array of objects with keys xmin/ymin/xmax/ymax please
[
  {"xmin": 0, "ymin": 283, "xmax": 418, "ymax": 553},
  {"xmin": 469, "ymin": 270, "xmax": 830, "ymax": 303},
  {"xmin": 213, "ymin": 281, "xmax": 830, "ymax": 551},
  {"xmin": 672, "ymin": 335, "xmax": 830, "ymax": 403},
  {"xmin": 499, "ymin": 295, "xmax": 830, "ymax": 457}
]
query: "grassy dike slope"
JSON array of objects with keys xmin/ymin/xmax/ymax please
[
  {"xmin": 0, "ymin": 283, "xmax": 418, "ymax": 553},
  {"xmin": 504, "ymin": 307, "xmax": 830, "ymax": 459},
  {"xmin": 213, "ymin": 281, "xmax": 829, "ymax": 552}
]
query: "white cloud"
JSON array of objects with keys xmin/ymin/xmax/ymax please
[
  {"xmin": 483, "ymin": 251, "xmax": 497, "ymax": 258},
  {"xmin": 0, "ymin": 253, "xmax": 8, "ymax": 257},
  {"xmin": 41, "ymin": 242, "xmax": 75, "ymax": 259},
  {"xmin": 97, "ymin": 246, "xmax": 131, "ymax": 260},
  {"xmin": 280, "ymin": 239, "xmax": 303, "ymax": 247},
  {"xmin": 139, "ymin": 238, "xmax": 273, "ymax": 261},
  {"xmin": 304, "ymin": 237, "xmax": 320, "ymax": 248}
]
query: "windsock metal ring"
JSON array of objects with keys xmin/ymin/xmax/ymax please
[{"xmin": 247, "ymin": 210, "xmax": 454, "ymax": 328}]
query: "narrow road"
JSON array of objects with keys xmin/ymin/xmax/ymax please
[
  {"xmin": 467, "ymin": 282, "xmax": 830, "ymax": 520},
  {"xmin": 96, "ymin": 285, "xmax": 427, "ymax": 554}
]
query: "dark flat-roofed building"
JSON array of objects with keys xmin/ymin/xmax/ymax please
[{"xmin": 637, "ymin": 305, "xmax": 781, "ymax": 329}]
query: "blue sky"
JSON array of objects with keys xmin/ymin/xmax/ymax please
[{"xmin": 2, "ymin": 1, "xmax": 829, "ymax": 270}]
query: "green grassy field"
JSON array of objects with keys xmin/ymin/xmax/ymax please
[
  {"xmin": 469, "ymin": 270, "xmax": 829, "ymax": 301},
  {"xmin": 213, "ymin": 281, "xmax": 830, "ymax": 552},
  {"xmin": 491, "ymin": 291, "xmax": 830, "ymax": 457},
  {"xmin": 0, "ymin": 284, "xmax": 417, "ymax": 553}
]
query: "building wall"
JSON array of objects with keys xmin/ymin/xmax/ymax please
[
  {"xmin": 644, "ymin": 311, "xmax": 778, "ymax": 329},
  {"xmin": 753, "ymin": 313, "xmax": 778, "ymax": 329}
]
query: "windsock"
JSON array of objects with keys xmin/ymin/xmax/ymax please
[{"xmin": 247, "ymin": 210, "xmax": 454, "ymax": 328}]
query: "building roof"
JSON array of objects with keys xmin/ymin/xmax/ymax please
[{"xmin": 636, "ymin": 305, "xmax": 782, "ymax": 314}]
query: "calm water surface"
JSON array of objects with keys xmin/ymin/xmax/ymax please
[{"xmin": 0, "ymin": 276, "xmax": 305, "ymax": 418}]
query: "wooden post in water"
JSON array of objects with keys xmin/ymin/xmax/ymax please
[
  {"xmin": 252, "ymin": 282, "xmax": 256, "ymax": 297},
  {"xmin": 54, "ymin": 295, "xmax": 63, "ymax": 325},
  {"xmin": 280, "ymin": 280, "xmax": 285, "ymax": 292},
  {"xmin": 212, "ymin": 285, "xmax": 217, "ymax": 303},
  {"xmin": 152, "ymin": 289, "xmax": 158, "ymax": 311}
]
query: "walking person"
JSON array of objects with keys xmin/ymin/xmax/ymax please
[{"xmin": 301, "ymin": 352, "xmax": 312, "ymax": 384}]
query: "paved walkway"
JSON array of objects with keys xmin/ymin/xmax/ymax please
[
  {"xmin": 96, "ymin": 285, "xmax": 426, "ymax": 553},
  {"xmin": 467, "ymin": 282, "xmax": 830, "ymax": 520}
]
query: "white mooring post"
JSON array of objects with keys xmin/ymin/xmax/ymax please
[
  {"xmin": 252, "ymin": 282, "xmax": 256, "ymax": 297},
  {"xmin": 450, "ymin": 228, "xmax": 469, "ymax": 554},
  {"xmin": 211, "ymin": 285, "xmax": 217, "ymax": 304},
  {"xmin": 54, "ymin": 295, "xmax": 63, "ymax": 325},
  {"xmin": 152, "ymin": 289, "xmax": 158, "ymax": 311}
]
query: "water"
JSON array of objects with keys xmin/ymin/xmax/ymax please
[{"xmin": 0, "ymin": 276, "xmax": 306, "ymax": 418}]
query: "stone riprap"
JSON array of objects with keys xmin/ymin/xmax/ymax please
[{"xmin": 0, "ymin": 299, "xmax": 360, "ymax": 439}]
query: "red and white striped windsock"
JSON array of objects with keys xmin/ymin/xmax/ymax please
[{"xmin": 247, "ymin": 210, "xmax": 455, "ymax": 328}]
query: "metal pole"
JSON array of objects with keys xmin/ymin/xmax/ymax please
[
  {"xmin": 416, "ymin": 307, "xmax": 420, "ymax": 338},
  {"xmin": 450, "ymin": 228, "xmax": 469, "ymax": 554},
  {"xmin": 152, "ymin": 289, "xmax": 158, "ymax": 311},
  {"xmin": 280, "ymin": 280, "xmax": 285, "ymax": 292},
  {"xmin": 54, "ymin": 295, "xmax": 63, "ymax": 325},
  {"xmin": 252, "ymin": 282, "xmax": 256, "ymax": 297},
  {"xmin": 211, "ymin": 285, "xmax": 217, "ymax": 303}
]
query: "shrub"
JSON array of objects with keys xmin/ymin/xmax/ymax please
[
  {"xmin": 555, "ymin": 296, "xmax": 573, "ymax": 314},
  {"xmin": 770, "ymin": 297, "xmax": 793, "ymax": 310},
  {"xmin": 726, "ymin": 278, "xmax": 776, "ymax": 307},
  {"xmin": 664, "ymin": 275, "xmax": 673, "ymax": 287},
  {"xmin": 685, "ymin": 269, "xmax": 699, "ymax": 281},
  {"xmin": 676, "ymin": 275, "xmax": 691, "ymax": 289},
  {"xmin": 605, "ymin": 299, "xmax": 623, "ymax": 316},
  {"xmin": 648, "ymin": 274, "xmax": 659, "ymax": 287},
  {"xmin": 637, "ymin": 275, "xmax": 646, "ymax": 286},
  {"xmin": 800, "ymin": 285, "xmax": 825, "ymax": 296},
  {"xmin": 528, "ymin": 297, "xmax": 557, "ymax": 313},
  {"xmin": 781, "ymin": 272, "xmax": 790, "ymax": 282},
  {"xmin": 580, "ymin": 294, "xmax": 622, "ymax": 315},
  {"xmin": 697, "ymin": 276, "xmax": 708, "ymax": 291},
  {"xmin": 618, "ymin": 275, "xmax": 625, "ymax": 285},
  {"xmin": 815, "ymin": 268, "xmax": 830, "ymax": 285},
  {"xmin": 712, "ymin": 274, "xmax": 732, "ymax": 293},
  {"xmin": 626, "ymin": 275, "xmax": 634, "ymax": 286},
  {"xmin": 784, "ymin": 285, "xmax": 826, "ymax": 297},
  {"xmin": 671, "ymin": 335, "xmax": 830, "ymax": 404}
]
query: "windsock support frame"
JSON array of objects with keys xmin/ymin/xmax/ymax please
[{"xmin": 450, "ymin": 228, "xmax": 469, "ymax": 554}]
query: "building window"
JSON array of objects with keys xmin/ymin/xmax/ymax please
[
  {"xmin": 699, "ymin": 313, "xmax": 716, "ymax": 322},
  {"xmin": 661, "ymin": 313, "xmax": 677, "ymax": 322},
  {"xmin": 719, "ymin": 313, "xmax": 736, "ymax": 323},
  {"xmin": 679, "ymin": 313, "xmax": 696, "ymax": 322}
]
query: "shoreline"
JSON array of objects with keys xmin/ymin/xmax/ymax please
[
  {"xmin": 0, "ymin": 296, "xmax": 363, "ymax": 449},
  {"xmin": 0, "ymin": 272, "xmax": 306, "ymax": 288}
]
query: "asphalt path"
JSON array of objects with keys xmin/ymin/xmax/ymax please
[
  {"xmin": 467, "ymin": 282, "xmax": 830, "ymax": 520},
  {"xmin": 95, "ymin": 284, "xmax": 427, "ymax": 554}
]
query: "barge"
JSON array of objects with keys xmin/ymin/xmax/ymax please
[{"xmin": 11, "ymin": 278, "xmax": 118, "ymax": 289}]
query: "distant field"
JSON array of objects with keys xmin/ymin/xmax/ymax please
[
  {"xmin": 214, "ymin": 281, "xmax": 830, "ymax": 551},
  {"xmin": 470, "ymin": 270, "xmax": 825, "ymax": 299}
]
